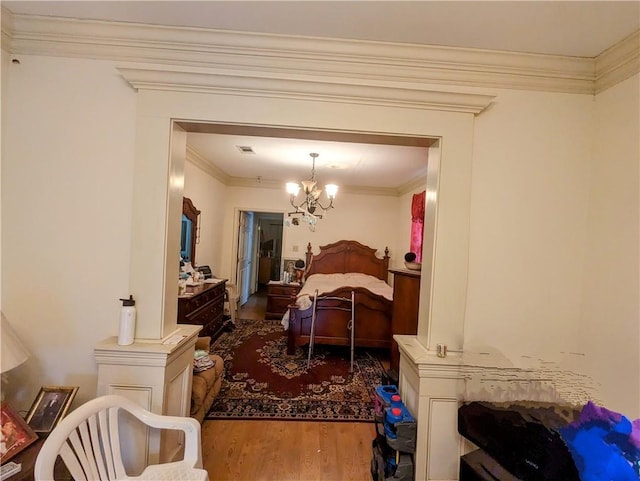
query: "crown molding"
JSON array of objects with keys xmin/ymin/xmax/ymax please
[
  {"xmin": 3, "ymin": 10, "xmax": 625, "ymax": 95},
  {"xmin": 185, "ymin": 145, "xmax": 230, "ymax": 184},
  {"xmin": 341, "ymin": 185, "xmax": 400, "ymax": 197},
  {"xmin": 118, "ymin": 63, "xmax": 494, "ymax": 114},
  {"xmin": 229, "ymin": 176, "xmax": 399, "ymax": 197},
  {"xmin": 1, "ymin": 7, "xmax": 14, "ymax": 52},
  {"xmin": 398, "ymin": 175, "xmax": 428, "ymax": 196},
  {"xmin": 228, "ymin": 177, "xmax": 281, "ymax": 190},
  {"xmin": 595, "ymin": 30, "xmax": 640, "ymax": 94}
]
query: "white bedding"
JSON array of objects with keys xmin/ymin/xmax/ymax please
[{"xmin": 280, "ymin": 272, "xmax": 393, "ymax": 330}]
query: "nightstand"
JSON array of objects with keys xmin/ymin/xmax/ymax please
[{"xmin": 265, "ymin": 281, "xmax": 300, "ymax": 320}]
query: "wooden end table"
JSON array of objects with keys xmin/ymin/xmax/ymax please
[{"xmin": 4, "ymin": 437, "xmax": 70, "ymax": 481}]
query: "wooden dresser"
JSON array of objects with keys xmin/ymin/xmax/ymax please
[
  {"xmin": 178, "ymin": 279, "xmax": 227, "ymax": 340},
  {"xmin": 266, "ymin": 281, "xmax": 300, "ymax": 320},
  {"xmin": 258, "ymin": 257, "xmax": 273, "ymax": 284},
  {"xmin": 389, "ymin": 268, "xmax": 421, "ymax": 374}
]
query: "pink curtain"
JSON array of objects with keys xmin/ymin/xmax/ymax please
[{"xmin": 410, "ymin": 191, "xmax": 426, "ymax": 262}]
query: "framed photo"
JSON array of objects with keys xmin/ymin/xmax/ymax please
[
  {"xmin": 1, "ymin": 402, "xmax": 38, "ymax": 464},
  {"xmin": 25, "ymin": 386, "xmax": 78, "ymax": 434},
  {"xmin": 282, "ymin": 257, "xmax": 299, "ymax": 283}
]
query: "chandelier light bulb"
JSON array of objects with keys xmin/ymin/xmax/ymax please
[
  {"xmin": 286, "ymin": 182, "xmax": 300, "ymax": 196},
  {"xmin": 325, "ymin": 184, "xmax": 338, "ymax": 199}
]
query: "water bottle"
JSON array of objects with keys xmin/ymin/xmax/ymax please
[{"xmin": 118, "ymin": 295, "xmax": 136, "ymax": 345}]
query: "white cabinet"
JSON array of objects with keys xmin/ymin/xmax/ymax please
[
  {"xmin": 94, "ymin": 325, "xmax": 200, "ymax": 474},
  {"xmin": 395, "ymin": 335, "xmax": 464, "ymax": 481}
]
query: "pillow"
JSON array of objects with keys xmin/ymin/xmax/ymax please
[{"xmin": 559, "ymin": 401, "xmax": 640, "ymax": 481}]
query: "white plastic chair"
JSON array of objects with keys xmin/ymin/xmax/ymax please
[{"xmin": 34, "ymin": 394, "xmax": 209, "ymax": 481}]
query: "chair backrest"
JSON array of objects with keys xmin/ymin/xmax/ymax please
[{"xmin": 34, "ymin": 394, "xmax": 203, "ymax": 481}]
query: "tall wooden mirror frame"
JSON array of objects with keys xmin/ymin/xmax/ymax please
[{"xmin": 182, "ymin": 197, "xmax": 200, "ymax": 265}]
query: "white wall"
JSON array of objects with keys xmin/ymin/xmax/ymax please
[
  {"xmin": 216, "ymin": 185, "xmax": 402, "ymax": 282},
  {"xmin": 2, "ymin": 55, "xmax": 137, "ymax": 408},
  {"xmin": 183, "ymin": 161, "xmax": 227, "ymax": 273},
  {"xmin": 2, "ymin": 51, "xmax": 638, "ymax": 416},
  {"xmin": 464, "ymin": 83, "xmax": 640, "ymax": 414},
  {"xmin": 465, "ymin": 89, "xmax": 593, "ymax": 363},
  {"xmin": 580, "ymin": 74, "xmax": 640, "ymax": 416}
]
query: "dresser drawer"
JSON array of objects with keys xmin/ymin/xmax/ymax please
[
  {"xmin": 186, "ymin": 299, "xmax": 223, "ymax": 326},
  {"xmin": 267, "ymin": 284, "xmax": 300, "ymax": 296},
  {"xmin": 204, "ymin": 283, "xmax": 226, "ymax": 299},
  {"xmin": 265, "ymin": 283, "xmax": 299, "ymax": 319},
  {"xmin": 177, "ymin": 279, "xmax": 227, "ymax": 341},
  {"xmin": 180, "ymin": 286, "xmax": 219, "ymax": 312}
]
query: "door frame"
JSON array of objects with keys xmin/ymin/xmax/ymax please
[
  {"xmin": 232, "ymin": 208, "xmax": 285, "ymax": 306},
  {"xmin": 235, "ymin": 210, "xmax": 252, "ymax": 306}
]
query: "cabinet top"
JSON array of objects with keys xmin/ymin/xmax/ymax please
[
  {"xmin": 389, "ymin": 267, "xmax": 421, "ymax": 278},
  {"xmin": 179, "ymin": 278, "xmax": 227, "ymax": 298},
  {"xmin": 94, "ymin": 324, "xmax": 201, "ymax": 358},
  {"xmin": 267, "ymin": 280, "xmax": 301, "ymax": 287}
]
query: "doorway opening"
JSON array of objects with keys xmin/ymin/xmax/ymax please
[{"xmin": 235, "ymin": 210, "xmax": 284, "ymax": 306}]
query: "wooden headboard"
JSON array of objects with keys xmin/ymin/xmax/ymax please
[{"xmin": 304, "ymin": 240, "xmax": 390, "ymax": 281}]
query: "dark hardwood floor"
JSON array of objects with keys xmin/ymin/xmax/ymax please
[
  {"xmin": 237, "ymin": 285, "xmax": 268, "ymax": 320},
  {"xmin": 201, "ymin": 286, "xmax": 377, "ymax": 481}
]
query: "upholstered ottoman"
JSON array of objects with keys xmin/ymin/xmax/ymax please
[{"xmin": 191, "ymin": 336, "xmax": 224, "ymax": 424}]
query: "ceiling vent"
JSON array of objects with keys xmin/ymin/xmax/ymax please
[{"xmin": 236, "ymin": 145, "xmax": 255, "ymax": 154}]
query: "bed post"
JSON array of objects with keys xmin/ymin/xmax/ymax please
[
  {"xmin": 304, "ymin": 242, "xmax": 313, "ymax": 275},
  {"xmin": 287, "ymin": 303, "xmax": 301, "ymax": 355},
  {"xmin": 383, "ymin": 246, "xmax": 390, "ymax": 281}
]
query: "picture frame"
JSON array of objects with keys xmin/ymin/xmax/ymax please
[
  {"xmin": 25, "ymin": 385, "xmax": 78, "ymax": 434},
  {"xmin": 1, "ymin": 402, "xmax": 38, "ymax": 464},
  {"xmin": 282, "ymin": 258, "xmax": 298, "ymax": 282}
]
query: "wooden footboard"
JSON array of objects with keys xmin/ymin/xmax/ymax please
[
  {"xmin": 286, "ymin": 240, "xmax": 393, "ymax": 355},
  {"xmin": 287, "ymin": 286, "xmax": 392, "ymax": 355}
]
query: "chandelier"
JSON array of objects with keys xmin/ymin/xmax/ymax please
[{"xmin": 286, "ymin": 153, "xmax": 338, "ymax": 230}]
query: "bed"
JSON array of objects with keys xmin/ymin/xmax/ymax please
[{"xmin": 284, "ymin": 240, "xmax": 393, "ymax": 355}]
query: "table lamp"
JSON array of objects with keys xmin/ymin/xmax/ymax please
[{"xmin": 1, "ymin": 311, "xmax": 30, "ymax": 399}]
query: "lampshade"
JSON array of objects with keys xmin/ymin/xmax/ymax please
[
  {"xmin": 286, "ymin": 182, "xmax": 300, "ymax": 196},
  {"xmin": 325, "ymin": 184, "xmax": 338, "ymax": 199},
  {"xmin": 1, "ymin": 312, "xmax": 30, "ymax": 374}
]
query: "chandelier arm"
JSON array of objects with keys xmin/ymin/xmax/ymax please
[
  {"xmin": 289, "ymin": 211, "xmax": 323, "ymax": 219},
  {"xmin": 313, "ymin": 198, "xmax": 334, "ymax": 212},
  {"xmin": 290, "ymin": 195, "xmax": 312, "ymax": 211},
  {"xmin": 286, "ymin": 153, "xmax": 335, "ymax": 227}
]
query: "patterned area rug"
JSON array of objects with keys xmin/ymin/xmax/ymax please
[{"xmin": 205, "ymin": 318, "xmax": 388, "ymax": 422}]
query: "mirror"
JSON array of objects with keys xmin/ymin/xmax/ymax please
[{"xmin": 181, "ymin": 197, "xmax": 200, "ymax": 265}]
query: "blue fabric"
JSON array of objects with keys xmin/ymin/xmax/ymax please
[{"xmin": 559, "ymin": 402, "xmax": 640, "ymax": 481}]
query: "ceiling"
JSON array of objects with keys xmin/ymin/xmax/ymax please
[
  {"xmin": 4, "ymin": 1, "xmax": 638, "ymax": 57},
  {"xmin": 4, "ymin": 1, "xmax": 638, "ymax": 191}
]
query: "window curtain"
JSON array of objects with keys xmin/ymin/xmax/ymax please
[{"xmin": 410, "ymin": 191, "xmax": 426, "ymax": 262}]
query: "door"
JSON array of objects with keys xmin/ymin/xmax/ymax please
[{"xmin": 236, "ymin": 211, "xmax": 253, "ymax": 305}]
